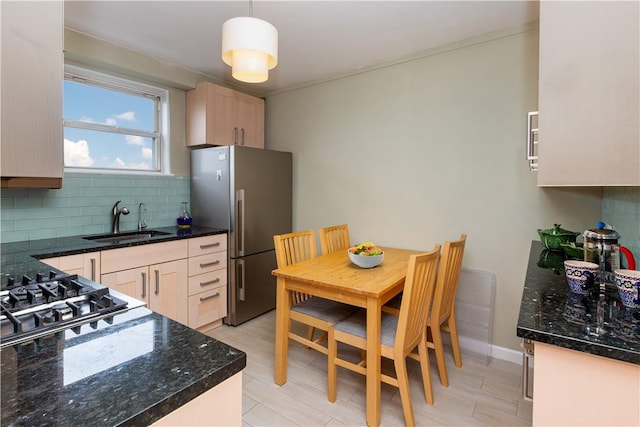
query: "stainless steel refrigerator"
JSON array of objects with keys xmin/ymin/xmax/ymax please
[{"xmin": 190, "ymin": 146, "xmax": 292, "ymax": 326}]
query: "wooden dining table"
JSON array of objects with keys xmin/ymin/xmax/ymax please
[{"xmin": 272, "ymin": 246, "xmax": 422, "ymax": 427}]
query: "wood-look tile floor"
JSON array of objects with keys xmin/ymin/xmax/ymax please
[{"xmin": 206, "ymin": 310, "xmax": 532, "ymax": 427}]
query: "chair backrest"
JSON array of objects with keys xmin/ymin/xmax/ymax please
[
  {"xmin": 318, "ymin": 224, "xmax": 350, "ymax": 255},
  {"xmin": 431, "ymin": 234, "xmax": 467, "ymax": 325},
  {"xmin": 273, "ymin": 230, "xmax": 317, "ymax": 268},
  {"xmin": 395, "ymin": 245, "xmax": 441, "ymax": 353}
]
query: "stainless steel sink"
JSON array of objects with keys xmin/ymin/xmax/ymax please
[{"xmin": 83, "ymin": 230, "xmax": 171, "ymax": 244}]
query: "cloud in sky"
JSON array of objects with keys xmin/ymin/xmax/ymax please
[
  {"xmin": 64, "ymin": 139, "xmax": 95, "ymax": 167},
  {"xmin": 125, "ymin": 135, "xmax": 145, "ymax": 146},
  {"xmin": 141, "ymin": 147, "xmax": 152, "ymax": 159},
  {"xmin": 115, "ymin": 111, "xmax": 135, "ymax": 122}
]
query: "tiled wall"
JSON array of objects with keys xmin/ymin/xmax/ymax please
[
  {"xmin": 0, "ymin": 173, "xmax": 190, "ymax": 243},
  {"xmin": 602, "ymin": 187, "xmax": 640, "ymax": 266}
]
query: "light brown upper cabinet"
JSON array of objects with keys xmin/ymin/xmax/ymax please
[
  {"xmin": 1, "ymin": 1, "xmax": 64, "ymax": 189},
  {"xmin": 537, "ymin": 1, "xmax": 640, "ymax": 186},
  {"xmin": 186, "ymin": 82, "xmax": 265, "ymax": 149}
]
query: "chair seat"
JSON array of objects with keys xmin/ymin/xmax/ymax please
[
  {"xmin": 333, "ymin": 309, "xmax": 398, "ymax": 348},
  {"xmin": 292, "ymin": 297, "xmax": 358, "ymax": 323}
]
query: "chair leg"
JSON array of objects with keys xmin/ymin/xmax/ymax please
[
  {"xmin": 394, "ymin": 356, "xmax": 415, "ymax": 427},
  {"xmin": 328, "ymin": 328, "xmax": 338, "ymax": 402},
  {"xmin": 307, "ymin": 326, "xmax": 315, "ymax": 342},
  {"xmin": 448, "ymin": 315, "xmax": 463, "ymax": 368},
  {"xmin": 417, "ymin": 338, "xmax": 434, "ymax": 405},
  {"xmin": 430, "ymin": 324, "xmax": 449, "ymax": 387}
]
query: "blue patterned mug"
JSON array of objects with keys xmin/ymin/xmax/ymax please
[
  {"xmin": 564, "ymin": 260, "xmax": 599, "ymax": 295},
  {"xmin": 614, "ymin": 269, "xmax": 640, "ymax": 309}
]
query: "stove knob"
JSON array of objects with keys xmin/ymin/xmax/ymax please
[
  {"xmin": 21, "ymin": 275, "xmax": 32, "ymax": 286},
  {"xmin": 7, "ymin": 277, "xmax": 14, "ymax": 287},
  {"xmin": 36, "ymin": 273, "xmax": 44, "ymax": 283},
  {"xmin": 49, "ymin": 271, "xmax": 57, "ymax": 279}
]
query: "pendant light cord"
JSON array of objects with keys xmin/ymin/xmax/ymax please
[{"xmin": 248, "ymin": 0, "xmax": 253, "ymax": 17}]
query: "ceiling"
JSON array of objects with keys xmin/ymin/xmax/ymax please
[{"xmin": 64, "ymin": 1, "xmax": 539, "ymax": 96}]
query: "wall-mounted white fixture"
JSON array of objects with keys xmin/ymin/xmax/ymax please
[{"xmin": 221, "ymin": 0, "xmax": 278, "ymax": 83}]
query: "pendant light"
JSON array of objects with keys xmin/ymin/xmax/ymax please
[{"xmin": 221, "ymin": 0, "xmax": 278, "ymax": 83}]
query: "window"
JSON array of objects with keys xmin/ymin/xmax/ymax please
[{"xmin": 63, "ymin": 65, "xmax": 168, "ymax": 173}]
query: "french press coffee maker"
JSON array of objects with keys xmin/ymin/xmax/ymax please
[{"xmin": 583, "ymin": 223, "xmax": 636, "ymax": 284}]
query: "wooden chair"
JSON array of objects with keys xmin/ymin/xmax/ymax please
[
  {"xmin": 318, "ymin": 224, "xmax": 351, "ymax": 255},
  {"xmin": 414, "ymin": 233, "xmax": 467, "ymax": 387},
  {"xmin": 327, "ymin": 245, "xmax": 441, "ymax": 426},
  {"xmin": 273, "ymin": 230, "xmax": 357, "ymax": 355}
]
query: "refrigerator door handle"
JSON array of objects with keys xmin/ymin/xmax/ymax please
[
  {"xmin": 238, "ymin": 259, "xmax": 246, "ymax": 301},
  {"xmin": 236, "ymin": 189, "xmax": 245, "ymax": 257}
]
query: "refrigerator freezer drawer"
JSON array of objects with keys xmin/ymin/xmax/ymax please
[{"xmin": 226, "ymin": 250, "xmax": 277, "ymax": 326}]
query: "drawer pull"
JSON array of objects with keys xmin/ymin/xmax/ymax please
[
  {"xmin": 200, "ymin": 278, "xmax": 221, "ymax": 287},
  {"xmin": 200, "ymin": 260, "xmax": 221, "ymax": 268},
  {"xmin": 200, "ymin": 242, "xmax": 221, "ymax": 249},
  {"xmin": 200, "ymin": 292, "xmax": 220, "ymax": 302}
]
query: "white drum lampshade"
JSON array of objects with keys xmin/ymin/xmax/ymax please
[{"xmin": 222, "ymin": 17, "xmax": 278, "ymax": 83}]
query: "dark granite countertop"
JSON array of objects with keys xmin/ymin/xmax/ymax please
[
  {"xmin": 1, "ymin": 307, "xmax": 246, "ymax": 426},
  {"xmin": 0, "ymin": 226, "xmax": 246, "ymax": 426},
  {"xmin": 517, "ymin": 241, "xmax": 640, "ymax": 365}
]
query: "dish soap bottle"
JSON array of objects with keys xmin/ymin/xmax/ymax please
[{"xmin": 177, "ymin": 201, "xmax": 192, "ymax": 229}]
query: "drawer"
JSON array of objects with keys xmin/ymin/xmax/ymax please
[
  {"xmin": 188, "ymin": 269, "xmax": 227, "ymax": 296},
  {"xmin": 102, "ymin": 240, "xmax": 188, "ymax": 274},
  {"xmin": 188, "ymin": 234, "xmax": 227, "ymax": 257},
  {"xmin": 188, "ymin": 252, "xmax": 227, "ymax": 276},
  {"xmin": 188, "ymin": 285, "xmax": 227, "ymax": 329}
]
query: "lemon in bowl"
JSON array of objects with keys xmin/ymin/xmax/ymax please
[{"xmin": 348, "ymin": 242, "xmax": 384, "ymax": 268}]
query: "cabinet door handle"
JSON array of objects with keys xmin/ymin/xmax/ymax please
[
  {"xmin": 233, "ymin": 127, "xmax": 238, "ymax": 145},
  {"xmin": 141, "ymin": 272, "xmax": 147, "ymax": 299},
  {"xmin": 200, "ymin": 242, "xmax": 220, "ymax": 249},
  {"xmin": 154, "ymin": 269, "xmax": 160, "ymax": 295},
  {"xmin": 90, "ymin": 258, "xmax": 96, "ymax": 281},
  {"xmin": 521, "ymin": 339, "xmax": 534, "ymax": 402},
  {"xmin": 200, "ymin": 278, "xmax": 221, "ymax": 287},
  {"xmin": 241, "ymin": 128, "xmax": 245, "ymax": 145},
  {"xmin": 200, "ymin": 260, "xmax": 220, "ymax": 268},
  {"xmin": 200, "ymin": 292, "xmax": 220, "ymax": 302},
  {"xmin": 526, "ymin": 111, "xmax": 539, "ymax": 172},
  {"xmin": 238, "ymin": 259, "xmax": 245, "ymax": 301}
]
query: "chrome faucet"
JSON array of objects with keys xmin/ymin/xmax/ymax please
[
  {"xmin": 111, "ymin": 201, "xmax": 130, "ymax": 234},
  {"xmin": 138, "ymin": 202, "xmax": 147, "ymax": 231}
]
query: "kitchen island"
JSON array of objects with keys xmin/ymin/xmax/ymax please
[
  {"xmin": 0, "ymin": 227, "xmax": 246, "ymax": 426},
  {"xmin": 517, "ymin": 241, "xmax": 640, "ymax": 426}
]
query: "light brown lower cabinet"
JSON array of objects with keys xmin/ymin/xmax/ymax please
[
  {"xmin": 187, "ymin": 234, "xmax": 228, "ymax": 330},
  {"xmin": 101, "ymin": 240, "xmax": 189, "ymax": 325},
  {"xmin": 40, "ymin": 235, "xmax": 230, "ymax": 330},
  {"xmin": 40, "ymin": 252, "xmax": 101, "ymax": 281},
  {"xmin": 101, "ymin": 260, "xmax": 188, "ymax": 325},
  {"xmin": 532, "ymin": 342, "xmax": 640, "ymax": 426},
  {"xmin": 151, "ymin": 372, "xmax": 242, "ymax": 426}
]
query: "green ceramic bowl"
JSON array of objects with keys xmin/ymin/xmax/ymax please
[
  {"xmin": 560, "ymin": 242, "xmax": 584, "ymax": 260},
  {"xmin": 537, "ymin": 224, "xmax": 580, "ymax": 251}
]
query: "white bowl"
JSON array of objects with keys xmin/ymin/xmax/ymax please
[{"xmin": 348, "ymin": 250, "xmax": 384, "ymax": 268}]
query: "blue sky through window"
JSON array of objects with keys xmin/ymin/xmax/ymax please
[{"xmin": 63, "ymin": 80, "xmax": 157, "ymax": 170}]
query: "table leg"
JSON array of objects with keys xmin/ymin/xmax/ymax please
[
  {"xmin": 366, "ymin": 296, "xmax": 382, "ymax": 426},
  {"xmin": 274, "ymin": 277, "xmax": 289, "ymax": 385}
]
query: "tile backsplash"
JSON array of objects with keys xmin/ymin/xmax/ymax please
[
  {"xmin": 1, "ymin": 173, "xmax": 190, "ymax": 243},
  {"xmin": 1, "ymin": 174, "xmax": 639, "ymax": 267},
  {"xmin": 602, "ymin": 187, "xmax": 640, "ymax": 267}
]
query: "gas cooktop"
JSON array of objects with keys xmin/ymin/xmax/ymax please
[{"xmin": 0, "ymin": 271, "xmax": 145, "ymax": 348}]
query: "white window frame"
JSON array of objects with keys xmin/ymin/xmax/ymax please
[{"xmin": 63, "ymin": 64, "xmax": 169, "ymax": 174}]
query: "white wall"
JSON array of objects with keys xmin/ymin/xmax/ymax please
[{"xmin": 265, "ymin": 26, "xmax": 603, "ymax": 352}]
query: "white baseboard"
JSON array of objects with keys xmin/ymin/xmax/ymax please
[{"xmin": 489, "ymin": 344, "xmax": 524, "ymax": 365}]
